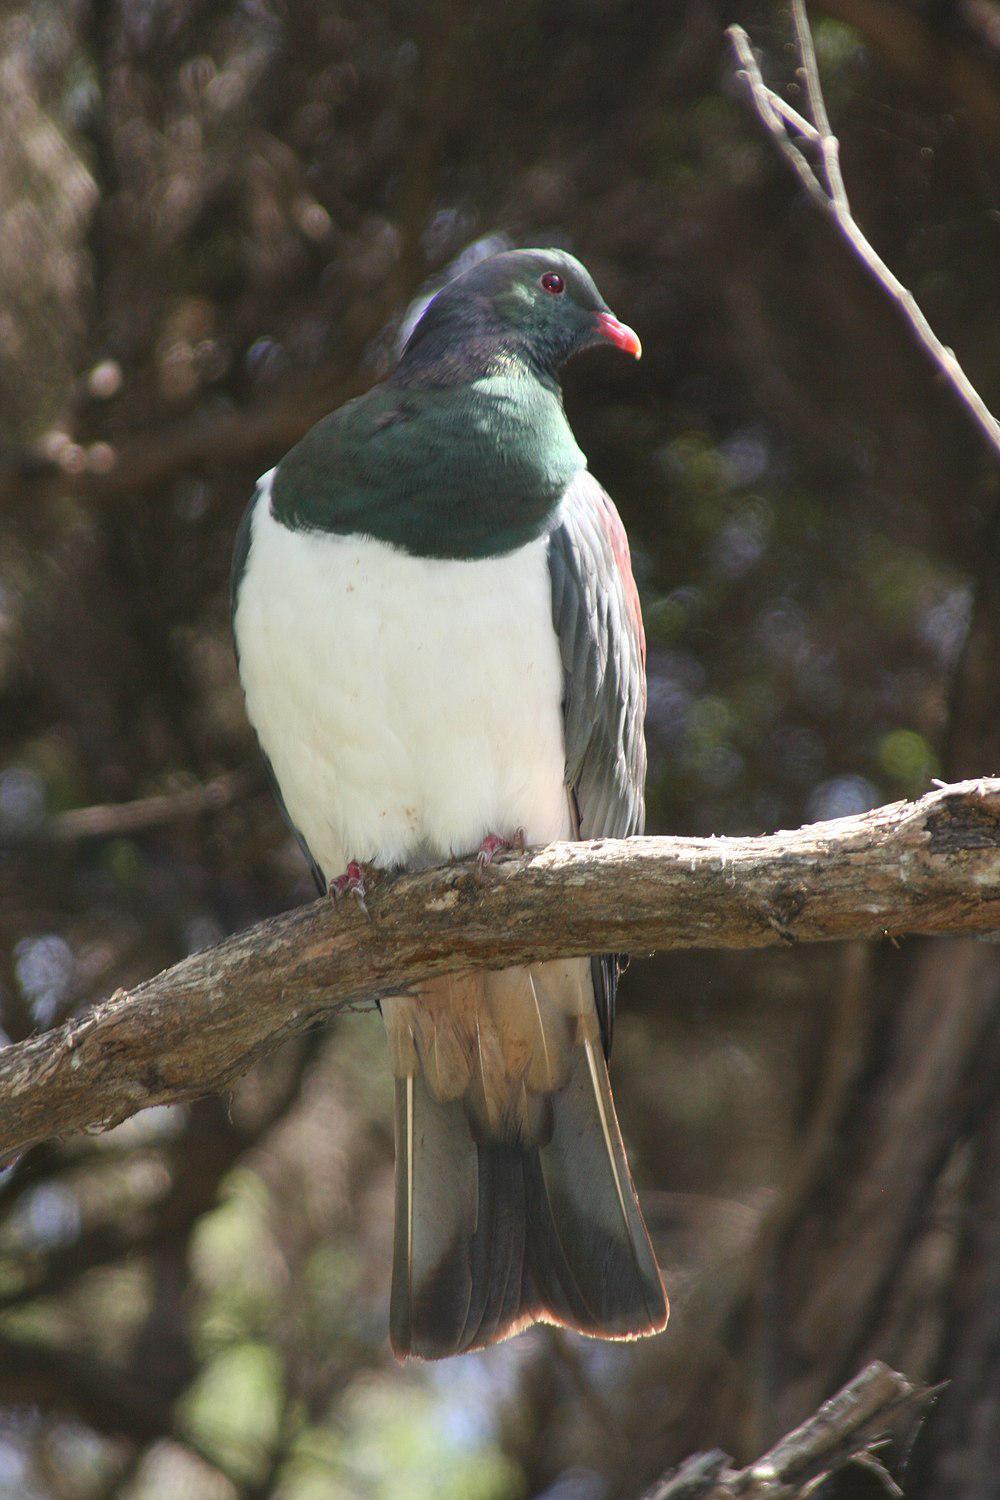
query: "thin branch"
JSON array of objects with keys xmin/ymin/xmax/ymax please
[
  {"xmin": 642, "ymin": 1361, "xmax": 934, "ymax": 1498},
  {"xmin": 0, "ymin": 779, "xmax": 997, "ymax": 1160},
  {"xmin": 791, "ymin": 0, "xmax": 850, "ymax": 210},
  {"xmin": 0, "ymin": 364, "xmax": 366, "ymax": 509},
  {"xmin": 727, "ymin": 27, "xmax": 828, "ymax": 208},
  {"xmin": 0, "ymin": 768, "xmax": 260, "ymax": 849},
  {"xmin": 725, "ymin": 21, "xmax": 1000, "ymax": 463},
  {"xmin": 763, "ymin": 91, "xmax": 822, "ymax": 145}
]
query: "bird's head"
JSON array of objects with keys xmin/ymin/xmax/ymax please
[{"xmin": 397, "ymin": 248, "xmax": 641, "ymax": 382}]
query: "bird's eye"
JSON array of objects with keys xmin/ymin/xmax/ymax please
[{"xmin": 540, "ymin": 272, "xmax": 565, "ymax": 295}]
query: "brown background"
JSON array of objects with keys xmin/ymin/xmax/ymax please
[{"xmin": 0, "ymin": 2, "xmax": 997, "ymax": 1496}]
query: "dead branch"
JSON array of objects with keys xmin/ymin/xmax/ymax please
[
  {"xmin": 0, "ymin": 768, "xmax": 260, "ymax": 848},
  {"xmin": 0, "ymin": 779, "xmax": 997, "ymax": 1160},
  {"xmin": 0, "ymin": 365, "xmax": 365, "ymax": 509},
  {"xmin": 642, "ymin": 1360, "xmax": 934, "ymax": 1498},
  {"xmin": 726, "ymin": 8, "xmax": 1000, "ymax": 464}
]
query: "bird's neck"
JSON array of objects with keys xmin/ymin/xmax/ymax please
[
  {"xmin": 392, "ymin": 371, "xmax": 585, "ymax": 557},
  {"xmin": 392, "ymin": 330, "xmax": 555, "ymax": 392},
  {"xmin": 269, "ymin": 365, "xmax": 585, "ymax": 561}
]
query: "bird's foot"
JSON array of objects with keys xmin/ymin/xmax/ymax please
[
  {"xmin": 476, "ymin": 828, "xmax": 526, "ymax": 869},
  {"xmin": 330, "ymin": 860, "xmax": 373, "ymax": 918}
]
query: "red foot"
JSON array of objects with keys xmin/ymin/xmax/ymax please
[
  {"xmin": 476, "ymin": 828, "xmax": 526, "ymax": 868},
  {"xmin": 331, "ymin": 860, "xmax": 370, "ymax": 917}
]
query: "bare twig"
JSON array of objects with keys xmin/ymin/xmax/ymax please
[
  {"xmin": 727, "ymin": 27, "xmax": 828, "ymax": 208},
  {"xmin": 0, "ymin": 768, "xmax": 260, "ymax": 849},
  {"xmin": 0, "ymin": 365, "xmax": 365, "ymax": 508},
  {"xmin": 791, "ymin": 0, "xmax": 850, "ymax": 211},
  {"xmin": 762, "ymin": 91, "xmax": 821, "ymax": 145},
  {"xmin": 643, "ymin": 1361, "xmax": 934, "ymax": 1498},
  {"xmin": 0, "ymin": 779, "xmax": 997, "ymax": 1159},
  {"xmin": 726, "ymin": 17, "xmax": 1000, "ymax": 463}
]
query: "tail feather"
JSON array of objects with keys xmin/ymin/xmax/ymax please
[
  {"xmin": 460, "ymin": 1142, "xmax": 528, "ymax": 1351},
  {"xmin": 484, "ymin": 968, "xmax": 571, "ymax": 1095},
  {"xmin": 390, "ymin": 1073, "xmax": 478, "ymax": 1358},
  {"xmin": 383, "ymin": 963, "xmax": 668, "ymax": 1359},
  {"xmin": 531, "ymin": 1024, "xmax": 667, "ymax": 1336}
]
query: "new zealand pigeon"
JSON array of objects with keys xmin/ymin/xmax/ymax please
[{"xmin": 231, "ymin": 248, "xmax": 669, "ymax": 1358}]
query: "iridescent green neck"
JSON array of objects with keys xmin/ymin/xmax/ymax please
[{"xmin": 269, "ymin": 368, "xmax": 585, "ymax": 559}]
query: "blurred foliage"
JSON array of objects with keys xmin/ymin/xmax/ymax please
[{"xmin": 0, "ymin": 1, "xmax": 997, "ymax": 1496}]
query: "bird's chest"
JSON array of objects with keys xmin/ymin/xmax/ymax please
[{"xmin": 234, "ymin": 482, "xmax": 570, "ymax": 879}]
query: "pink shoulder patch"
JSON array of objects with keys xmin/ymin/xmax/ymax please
[{"xmin": 595, "ymin": 491, "xmax": 646, "ymax": 669}]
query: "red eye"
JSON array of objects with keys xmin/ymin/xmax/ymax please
[{"xmin": 540, "ymin": 272, "xmax": 565, "ymax": 295}]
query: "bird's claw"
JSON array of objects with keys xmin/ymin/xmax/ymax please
[
  {"xmin": 476, "ymin": 828, "xmax": 526, "ymax": 870},
  {"xmin": 331, "ymin": 860, "xmax": 372, "ymax": 919}
]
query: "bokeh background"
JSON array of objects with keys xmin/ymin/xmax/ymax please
[{"xmin": 1, "ymin": 2, "xmax": 998, "ymax": 1496}]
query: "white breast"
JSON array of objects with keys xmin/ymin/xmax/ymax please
[{"xmin": 234, "ymin": 472, "xmax": 571, "ymax": 881}]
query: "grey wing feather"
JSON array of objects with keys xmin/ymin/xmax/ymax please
[{"xmin": 549, "ymin": 470, "xmax": 647, "ymax": 1055}]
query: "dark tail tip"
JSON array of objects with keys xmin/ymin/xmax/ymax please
[{"xmin": 392, "ymin": 1132, "xmax": 667, "ymax": 1360}]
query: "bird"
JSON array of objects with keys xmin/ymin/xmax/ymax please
[{"xmin": 231, "ymin": 247, "xmax": 669, "ymax": 1358}]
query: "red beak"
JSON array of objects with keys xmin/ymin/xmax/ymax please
[{"xmin": 596, "ymin": 311, "xmax": 642, "ymax": 359}]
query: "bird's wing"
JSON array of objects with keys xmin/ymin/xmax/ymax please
[{"xmin": 548, "ymin": 469, "xmax": 647, "ymax": 1055}]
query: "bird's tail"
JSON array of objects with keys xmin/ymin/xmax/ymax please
[{"xmin": 381, "ymin": 961, "xmax": 668, "ymax": 1359}]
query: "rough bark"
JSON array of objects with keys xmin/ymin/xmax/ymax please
[{"xmin": 1, "ymin": 779, "xmax": 997, "ymax": 1161}]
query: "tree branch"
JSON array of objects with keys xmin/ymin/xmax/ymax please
[
  {"xmin": 0, "ymin": 768, "xmax": 261, "ymax": 849},
  {"xmin": 641, "ymin": 1360, "xmax": 934, "ymax": 1498},
  {"xmin": 0, "ymin": 780, "xmax": 997, "ymax": 1160},
  {"xmin": 726, "ymin": 15, "xmax": 1000, "ymax": 464},
  {"xmin": 791, "ymin": 0, "xmax": 850, "ymax": 212},
  {"xmin": 0, "ymin": 365, "xmax": 366, "ymax": 509}
]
